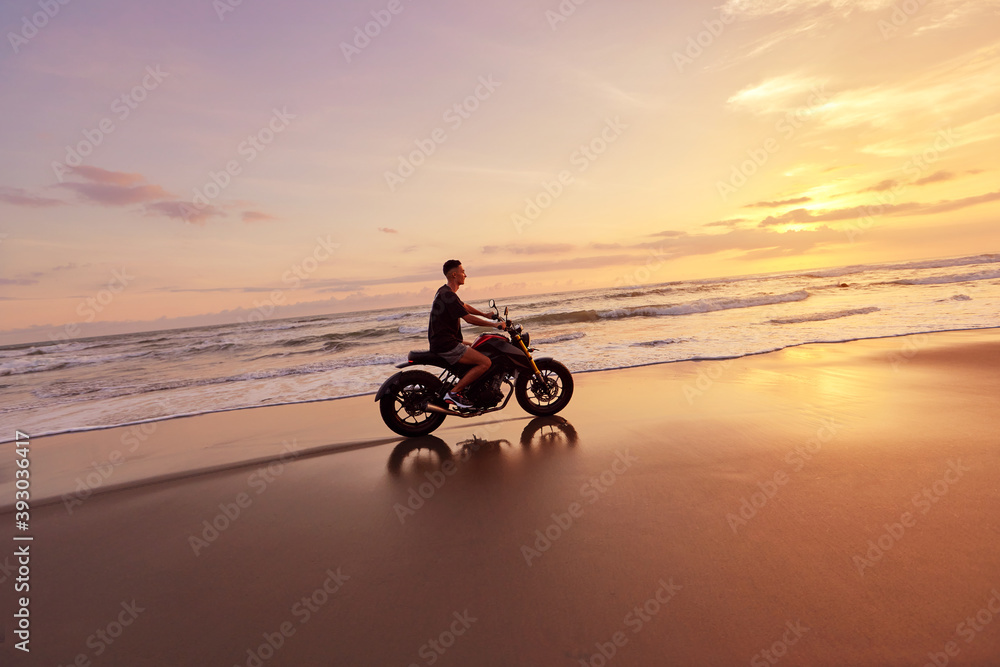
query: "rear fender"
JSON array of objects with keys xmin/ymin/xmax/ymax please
[
  {"xmin": 374, "ymin": 371, "xmax": 404, "ymax": 401},
  {"xmin": 375, "ymin": 369, "xmax": 445, "ymax": 401}
]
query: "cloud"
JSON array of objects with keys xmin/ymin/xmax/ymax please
[
  {"xmin": 650, "ymin": 230, "xmax": 686, "ymax": 237},
  {"xmin": 242, "ymin": 211, "xmax": 277, "ymax": 222},
  {"xmin": 909, "ymin": 1, "xmax": 998, "ymax": 36},
  {"xmin": 377, "ymin": 227, "xmax": 398, "ymax": 234},
  {"xmin": 144, "ymin": 200, "xmax": 225, "ymax": 226},
  {"xmin": 732, "ymin": 17, "xmax": 826, "ymax": 62},
  {"xmin": 634, "ymin": 225, "xmax": 850, "ymax": 260},
  {"xmin": 151, "ymin": 285, "xmax": 279, "ymax": 294},
  {"xmin": 744, "ymin": 197, "xmax": 812, "ymax": 208},
  {"xmin": 315, "ymin": 254, "xmax": 638, "ymax": 293},
  {"xmin": 826, "ymin": 47, "xmax": 1000, "ymax": 139},
  {"xmin": 0, "ymin": 187, "xmax": 65, "ymax": 208},
  {"xmin": 861, "ymin": 179, "xmax": 899, "ymax": 193},
  {"xmin": 51, "ymin": 262, "xmax": 78, "ymax": 271},
  {"xmin": 758, "ymin": 203, "xmax": 919, "ymax": 226},
  {"xmin": 703, "ymin": 218, "xmax": 748, "ymax": 227},
  {"xmin": 69, "ymin": 166, "xmax": 145, "ymax": 187},
  {"xmin": 913, "ymin": 170, "xmax": 955, "ymax": 186},
  {"xmin": 851, "ymin": 170, "xmax": 965, "ymax": 196},
  {"xmin": 727, "ymin": 75, "xmax": 827, "ymax": 115},
  {"xmin": 481, "ymin": 243, "xmax": 575, "ymax": 255},
  {"xmin": 57, "ymin": 165, "xmax": 173, "ymax": 206},
  {"xmin": 36, "ymin": 164, "xmax": 234, "ymax": 225},
  {"xmin": 757, "ymin": 188, "xmax": 1000, "ymax": 226},
  {"xmin": 738, "ymin": 245, "xmax": 811, "ymax": 261},
  {"xmin": 918, "ymin": 189, "xmax": 1000, "ymax": 215},
  {"xmin": 60, "ymin": 181, "xmax": 173, "ymax": 206},
  {"xmin": 721, "ymin": 0, "xmax": 895, "ymax": 18},
  {"xmin": 0, "ymin": 277, "xmax": 39, "ymax": 286}
]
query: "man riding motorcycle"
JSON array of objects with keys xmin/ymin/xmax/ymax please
[{"xmin": 429, "ymin": 259, "xmax": 505, "ymax": 409}]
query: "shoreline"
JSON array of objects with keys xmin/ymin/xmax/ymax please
[
  {"xmin": 3, "ymin": 324, "xmax": 997, "ymax": 446},
  {"xmin": 2, "ymin": 327, "xmax": 996, "ymax": 514}
]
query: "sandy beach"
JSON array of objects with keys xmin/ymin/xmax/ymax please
[{"xmin": 3, "ymin": 329, "xmax": 1000, "ymax": 666}]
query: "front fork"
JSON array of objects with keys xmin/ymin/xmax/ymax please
[{"xmin": 512, "ymin": 333, "xmax": 542, "ymax": 376}]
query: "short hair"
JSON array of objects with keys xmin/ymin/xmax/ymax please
[{"xmin": 443, "ymin": 259, "xmax": 462, "ymax": 277}]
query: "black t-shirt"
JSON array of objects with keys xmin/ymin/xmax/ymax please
[{"xmin": 428, "ymin": 285, "xmax": 467, "ymax": 352}]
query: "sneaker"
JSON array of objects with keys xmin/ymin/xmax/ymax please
[{"xmin": 444, "ymin": 390, "xmax": 474, "ymax": 409}]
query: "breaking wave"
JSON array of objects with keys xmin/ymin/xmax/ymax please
[
  {"xmin": 881, "ymin": 269, "xmax": 1000, "ymax": 286},
  {"xmin": 523, "ymin": 290, "xmax": 811, "ymax": 325},
  {"xmin": 770, "ymin": 306, "xmax": 880, "ymax": 325}
]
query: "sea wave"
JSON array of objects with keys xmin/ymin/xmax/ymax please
[
  {"xmin": 522, "ymin": 310, "xmax": 603, "ymax": 325},
  {"xmin": 28, "ymin": 354, "xmax": 403, "ymax": 401},
  {"xmin": 534, "ymin": 332, "xmax": 587, "ymax": 344},
  {"xmin": 608, "ymin": 283, "xmax": 723, "ymax": 300},
  {"xmin": 630, "ymin": 338, "xmax": 686, "ymax": 347},
  {"xmin": 522, "ymin": 290, "xmax": 810, "ymax": 325},
  {"xmin": 770, "ymin": 306, "xmax": 880, "ymax": 325},
  {"xmin": 281, "ymin": 327, "xmax": 392, "ymax": 348},
  {"xmin": 792, "ymin": 253, "xmax": 1000, "ymax": 280},
  {"xmin": 601, "ymin": 290, "xmax": 811, "ymax": 320},
  {"xmin": 0, "ymin": 349, "xmax": 158, "ymax": 377},
  {"xmin": 882, "ymin": 269, "xmax": 1000, "ymax": 286},
  {"xmin": 376, "ymin": 312, "xmax": 411, "ymax": 321}
]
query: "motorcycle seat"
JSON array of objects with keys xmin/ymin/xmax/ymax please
[{"xmin": 407, "ymin": 350, "xmax": 447, "ymax": 365}]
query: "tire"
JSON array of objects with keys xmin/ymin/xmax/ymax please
[
  {"xmin": 379, "ymin": 370, "xmax": 447, "ymax": 437},
  {"xmin": 515, "ymin": 358, "xmax": 574, "ymax": 416}
]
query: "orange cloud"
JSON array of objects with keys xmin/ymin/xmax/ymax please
[
  {"xmin": 60, "ymin": 181, "xmax": 173, "ymax": 206},
  {"xmin": 0, "ymin": 187, "xmax": 64, "ymax": 208},
  {"xmin": 144, "ymin": 201, "xmax": 225, "ymax": 226},
  {"xmin": 242, "ymin": 211, "xmax": 277, "ymax": 222},
  {"xmin": 69, "ymin": 166, "xmax": 145, "ymax": 187},
  {"xmin": 745, "ymin": 197, "xmax": 812, "ymax": 208}
]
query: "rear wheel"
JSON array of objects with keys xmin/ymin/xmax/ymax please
[
  {"xmin": 515, "ymin": 358, "xmax": 574, "ymax": 416},
  {"xmin": 379, "ymin": 370, "xmax": 447, "ymax": 437}
]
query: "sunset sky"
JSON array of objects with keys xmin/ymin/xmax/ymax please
[{"xmin": 1, "ymin": 0, "xmax": 998, "ymax": 344}]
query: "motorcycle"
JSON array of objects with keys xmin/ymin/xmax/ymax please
[{"xmin": 375, "ymin": 300, "xmax": 574, "ymax": 436}]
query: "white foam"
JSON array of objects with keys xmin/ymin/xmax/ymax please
[
  {"xmin": 892, "ymin": 269, "xmax": 1000, "ymax": 285},
  {"xmin": 771, "ymin": 306, "xmax": 880, "ymax": 325},
  {"xmin": 600, "ymin": 290, "xmax": 810, "ymax": 319}
]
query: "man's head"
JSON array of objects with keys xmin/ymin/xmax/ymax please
[{"xmin": 443, "ymin": 259, "xmax": 466, "ymax": 288}]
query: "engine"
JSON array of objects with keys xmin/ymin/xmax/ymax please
[{"xmin": 465, "ymin": 366, "xmax": 508, "ymax": 408}]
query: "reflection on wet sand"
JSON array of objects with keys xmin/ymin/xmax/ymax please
[{"xmin": 387, "ymin": 416, "xmax": 579, "ymax": 477}]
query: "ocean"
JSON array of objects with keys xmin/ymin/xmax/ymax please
[{"xmin": 2, "ymin": 253, "xmax": 998, "ymax": 442}]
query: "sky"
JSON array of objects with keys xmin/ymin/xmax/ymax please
[{"xmin": 1, "ymin": 0, "xmax": 999, "ymax": 344}]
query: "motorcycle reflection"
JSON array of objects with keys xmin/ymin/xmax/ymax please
[{"xmin": 386, "ymin": 416, "xmax": 579, "ymax": 476}]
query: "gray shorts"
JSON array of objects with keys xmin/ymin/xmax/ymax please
[{"xmin": 438, "ymin": 342, "xmax": 468, "ymax": 365}]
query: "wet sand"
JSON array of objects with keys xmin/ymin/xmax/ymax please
[{"xmin": 2, "ymin": 329, "xmax": 1000, "ymax": 665}]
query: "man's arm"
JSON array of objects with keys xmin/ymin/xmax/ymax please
[
  {"xmin": 463, "ymin": 303, "xmax": 492, "ymax": 318},
  {"xmin": 462, "ymin": 313, "xmax": 505, "ymax": 329}
]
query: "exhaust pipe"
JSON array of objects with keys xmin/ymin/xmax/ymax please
[{"xmin": 424, "ymin": 402, "xmax": 483, "ymax": 418}]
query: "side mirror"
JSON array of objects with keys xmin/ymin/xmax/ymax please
[
  {"xmin": 488, "ymin": 299, "xmax": 496, "ymax": 309},
  {"xmin": 503, "ymin": 306, "xmax": 508, "ymax": 319}
]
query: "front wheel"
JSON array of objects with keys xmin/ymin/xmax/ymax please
[
  {"xmin": 515, "ymin": 358, "xmax": 574, "ymax": 416},
  {"xmin": 379, "ymin": 370, "xmax": 447, "ymax": 437}
]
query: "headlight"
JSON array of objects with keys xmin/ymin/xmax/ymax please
[{"xmin": 522, "ymin": 332, "xmax": 530, "ymax": 347}]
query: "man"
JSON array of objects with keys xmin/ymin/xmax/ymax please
[{"xmin": 429, "ymin": 259, "xmax": 505, "ymax": 409}]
